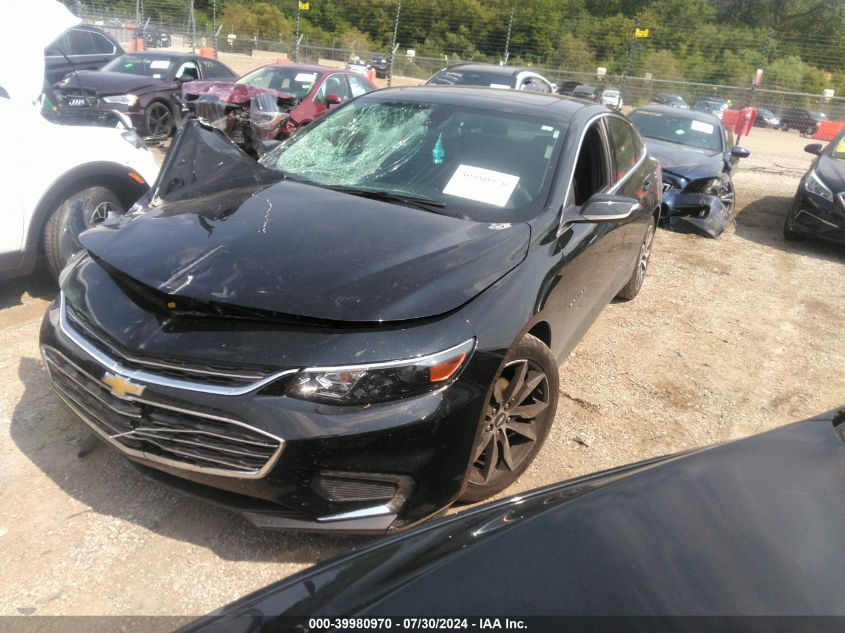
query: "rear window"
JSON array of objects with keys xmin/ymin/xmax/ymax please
[{"xmin": 427, "ymin": 69, "xmax": 514, "ymax": 89}]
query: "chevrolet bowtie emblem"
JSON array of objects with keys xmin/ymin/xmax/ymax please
[{"xmin": 103, "ymin": 373, "xmax": 145, "ymax": 399}]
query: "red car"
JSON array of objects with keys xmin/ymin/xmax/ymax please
[{"xmin": 182, "ymin": 64, "xmax": 376, "ymax": 155}]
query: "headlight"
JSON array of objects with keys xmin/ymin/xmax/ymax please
[
  {"xmin": 103, "ymin": 94, "xmax": 139, "ymax": 106},
  {"xmin": 805, "ymin": 170, "xmax": 833, "ymax": 202},
  {"xmin": 121, "ymin": 130, "xmax": 144, "ymax": 150},
  {"xmin": 287, "ymin": 338, "xmax": 475, "ymax": 405}
]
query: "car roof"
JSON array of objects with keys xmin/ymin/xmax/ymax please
[
  {"xmin": 632, "ymin": 104, "xmax": 722, "ymax": 125},
  {"xmin": 364, "ymin": 85, "xmax": 598, "ymax": 122},
  {"xmin": 444, "ymin": 63, "xmax": 542, "ymax": 77}
]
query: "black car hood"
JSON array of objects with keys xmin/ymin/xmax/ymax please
[
  {"xmin": 57, "ymin": 69, "xmax": 170, "ymax": 95},
  {"xmin": 816, "ymin": 153, "xmax": 845, "ymax": 193},
  {"xmin": 180, "ymin": 408, "xmax": 845, "ymax": 627},
  {"xmin": 80, "ymin": 121, "xmax": 529, "ymax": 323},
  {"xmin": 645, "ymin": 137, "xmax": 725, "ymax": 180}
]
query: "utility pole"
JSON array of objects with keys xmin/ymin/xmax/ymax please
[
  {"xmin": 503, "ymin": 5, "xmax": 514, "ymax": 65},
  {"xmin": 295, "ymin": 1, "xmax": 302, "ymax": 62},
  {"xmin": 189, "ymin": 0, "xmax": 196, "ymax": 53},
  {"xmin": 746, "ymin": 28, "xmax": 772, "ymax": 108},
  {"xmin": 618, "ymin": 21, "xmax": 641, "ymax": 108},
  {"xmin": 212, "ymin": 0, "xmax": 217, "ymax": 58},
  {"xmin": 387, "ymin": 0, "xmax": 402, "ymax": 86}
]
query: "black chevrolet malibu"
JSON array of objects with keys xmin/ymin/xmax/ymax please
[
  {"xmin": 40, "ymin": 87, "xmax": 661, "ymax": 532},
  {"xmin": 784, "ymin": 131, "xmax": 845, "ymax": 245}
]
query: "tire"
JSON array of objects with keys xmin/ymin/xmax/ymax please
[
  {"xmin": 783, "ymin": 208, "xmax": 804, "ymax": 241},
  {"xmin": 43, "ymin": 186, "xmax": 123, "ymax": 280},
  {"xmin": 780, "ymin": 122, "xmax": 789, "ymax": 131},
  {"xmin": 713, "ymin": 173, "xmax": 735, "ymax": 217},
  {"xmin": 144, "ymin": 101, "xmax": 174, "ymax": 138},
  {"xmin": 617, "ymin": 215, "xmax": 656, "ymax": 301},
  {"xmin": 459, "ymin": 334, "xmax": 559, "ymax": 503}
]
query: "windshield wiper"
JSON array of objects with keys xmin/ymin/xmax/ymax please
[{"xmin": 327, "ymin": 186, "xmax": 447, "ymax": 213}]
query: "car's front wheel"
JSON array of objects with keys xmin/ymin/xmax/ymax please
[
  {"xmin": 460, "ymin": 334, "xmax": 559, "ymax": 503},
  {"xmin": 145, "ymin": 101, "xmax": 174, "ymax": 138},
  {"xmin": 43, "ymin": 186, "xmax": 124, "ymax": 280}
]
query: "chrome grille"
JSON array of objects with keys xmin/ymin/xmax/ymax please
[
  {"xmin": 64, "ymin": 301, "xmax": 275, "ymax": 387},
  {"xmin": 42, "ymin": 346, "xmax": 284, "ymax": 478}
]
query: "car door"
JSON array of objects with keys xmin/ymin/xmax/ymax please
[
  {"xmin": 66, "ymin": 29, "xmax": 109, "ymax": 74},
  {"xmin": 604, "ymin": 114, "xmax": 656, "ymax": 284},
  {"xmin": 543, "ymin": 117, "xmax": 632, "ymax": 360}
]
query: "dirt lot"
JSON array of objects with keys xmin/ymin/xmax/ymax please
[{"xmin": 0, "ymin": 124, "xmax": 842, "ymax": 616}]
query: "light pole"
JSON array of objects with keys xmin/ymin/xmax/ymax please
[
  {"xmin": 387, "ymin": 0, "xmax": 402, "ymax": 86},
  {"xmin": 295, "ymin": 1, "xmax": 302, "ymax": 62},
  {"xmin": 503, "ymin": 5, "xmax": 514, "ymax": 65}
]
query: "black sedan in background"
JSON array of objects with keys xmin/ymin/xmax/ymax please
[
  {"xmin": 180, "ymin": 407, "xmax": 845, "ymax": 629},
  {"xmin": 784, "ymin": 132, "xmax": 845, "ymax": 245},
  {"xmin": 44, "ymin": 25, "xmax": 123, "ymax": 85},
  {"xmin": 753, "ymin": 106, "xmax": 781, "ymax": 128},
  {"xmin": 426, "ymin": 63, "xmax": 556, "ymax": 92},
  {"xmin": 53, "ymin": 52, "xmax": 235, "ymax": 138},
  {"xmin": 629, "ymin": 105, "xmax": 749, "ymax": 237},
  {"xmin": 41, "ymin": 88, "xmax": 660, "ymax": 533},
  {"xmin": 652, "ymin": 92, "xmax": 689, "ymax": 109},
  {"xmin": 780, "ymin": 107, "xmax": 826, "ymax": 135}
]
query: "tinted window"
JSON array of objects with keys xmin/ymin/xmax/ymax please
[
  {"xmin": 427, "ymin": 68, "xmax": 514, "ymax": 89},
  {"xmin": 522, "ymin": 77, "xmax": 551, "ymax": 93},
  {"xmin": 46, "ymin": 33, "xmax": 69, "ymax": 56},
  {"xmin": 605, "ymin": 116, "xmax": 640, "ymax": 182},
  {"xmin": 572, "ymin": 123, "xmax": 610, "ymax": 205},
  {"xmin": 67, "ymin": 29, "xmax": 97, "ymax": 55},
  {"xmin": 348, "ymin": 74, "xmax": 373, "ymax": 98},
  {"xmin": 176, "ymin": 61, "xmax": 199, "ymax": 80},
  {"xmin": 102, "ymin": 54, "xmax": 174, "ymax": 78},
  {"xmin": 90, "ymin": 32, "xmax": 115, "ymax": 54}
]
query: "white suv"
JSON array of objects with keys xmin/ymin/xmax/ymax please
[{"xmin": 0, "ymin": 0, "xmax": 159, "ymax": 281}]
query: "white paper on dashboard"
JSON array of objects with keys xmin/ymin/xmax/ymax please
[
  {"xmin": 443, "ymin": 164, "xmax": 521, "ymax": 207},
  {"xmin": 150, "ymin": 60, "xmax": 171, "ymax": 69},
  {"xmin": 489, "ymin": 83, "xmax": 512, "ymax": 90},
  {"xmin": 295, "ymin": 72, "xmax": 318, "ymax": 82},
  {"xmin": 690, "ymin": 120, "xmax": 714, "ymax": 134}
]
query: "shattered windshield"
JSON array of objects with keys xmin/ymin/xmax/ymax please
[
  {"xmin": 102, "ymin": 54, "xmax": 173, "ymax": 78},
  {"xmin": 630, "ymin": 110, "xmax": 722, "ymax": 152},
  {"xmin": 260, "ymin": 99, "xmax": 565, "ymax": 220},
  {"xmin": 237, "ymin": 67, "xmax": 319, "ymax": 99}
]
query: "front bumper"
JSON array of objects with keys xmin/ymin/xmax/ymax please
[
  {"xmin": 789, "ymin": 188, "xmax": 845, "ymax": 245},
  {"xmin": 40, "ymin": 285, "xmax": 487, "ymax": 533},
  {"xmin": 662, "ymin": 190, "xmax": 730, "ymax": 238}
]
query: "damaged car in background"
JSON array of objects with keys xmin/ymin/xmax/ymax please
[
  {"xmin": 40, "ymin": 88, "xmax": 660, "ymax": 533},
  {"xmin": 629, "ymin": 105, "xmax": 749, "ymax": 238},
  {"xmin": 181, "ymin": 64, "xmax": 376, "ymax": 156}
]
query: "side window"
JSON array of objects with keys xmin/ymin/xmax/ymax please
[
  {"xmin": 348, "ymin": 74, "xmax": 372, "ymax": 98},
  {"xmin": 318, "ymin": 74, "xmax": 351, "ymax": 102},
  {"xmin": 604, "ymin": 116, "xmax": 639, "ymax": 182},
  {"xmin": 523, "ymin": 76, "xmax": 551, "ymax": 93},
  {"xmin": 571, "ymin": 122, "xmax": 610, "ymax": 206},
  {"xmin": 46, "ymin": 33, "xmax": 70, "ymax": 56},
  {"xmin": 200, "ymin": 59, "xmax": 233, "ymax": 79},
  {"xmin": 90, "ymin": 32, "xmax": 115, "ymax": 54},
  {"xmin": 212, "ymin": 61, "xmax": 235, "ymax": 78},
  {"xmin": 67, "ymin": 29, "xmax": 97, "ymax": 55},
  {"xmin": 176, "ymin": 61, "xmax": 199, "ymax": 80}
]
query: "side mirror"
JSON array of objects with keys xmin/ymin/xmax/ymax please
[
  {"xmin": 325, "ymin": 93, "xmax": 343, "ymax": 106},
  {"xmin": 730, "ymin": 146, "xmax": 750, "ymax": 158},
  {"xmin": 804, "ymin": 143, "xmax": 823, "ymax": 156},
  {"xmin": 579, "ymin": 194, "xmax": 640, "ymax": 222},
  {"xmin": 176, "ymin": 74, "xmax": 195, "ymax": 84}
]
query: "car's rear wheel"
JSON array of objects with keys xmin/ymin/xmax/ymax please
[
  {"xmin": 460, "ymin": 334, "xmax": 558, "ymax": 503},
  {"xmin": 617, "ymin": 216, "xmax": 656, "ymax": 301},
  {"xmin": 43, "ymin": 186, "xmax": 124, "ymax": 280},
  {"xmin": 145, "ymin": 101, "xmax": 173, "ymax": 138}
]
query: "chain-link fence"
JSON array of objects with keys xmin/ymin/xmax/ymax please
[{"xmin": 69, "ymin": 0, "xmax": 845, "ymax": 185}]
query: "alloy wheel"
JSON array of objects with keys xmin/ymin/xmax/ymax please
[
  {"xmin": 469, "ymin": 359, "xmax": 550, "ymax": 487},
  {"xmin": 635, "ymin": 221, "xmax": 655, "ymax": 290},
  {"xmin": 88, "ymin": 200, "xmax": 120, "ymax": 227},
  {"xmin": 146, "ymin": 103, "xmax": 172, "ymax": 137},
  {"xmin": 714, "ymin": 177, "xmax": 735, "ymax": 216}
]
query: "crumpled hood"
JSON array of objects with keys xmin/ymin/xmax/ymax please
[
  {"xmin": 80, "ymin": 180, "xmax": 529, "ymax": 323},
  {"xmin": 56, "ymin": 70, "xmax": 169, "ymax": 95},
  {"xmin": 183, "ymin": 80, "xmax": 297, "ymax": 106},
  {"xmin": 645, "ymin": 138, "xmax": 725, "ymax": 181}
]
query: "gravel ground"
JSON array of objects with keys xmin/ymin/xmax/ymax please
[{"xmin": 0, "ymin": 126, "xmax": 842, "ymax": 617}]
